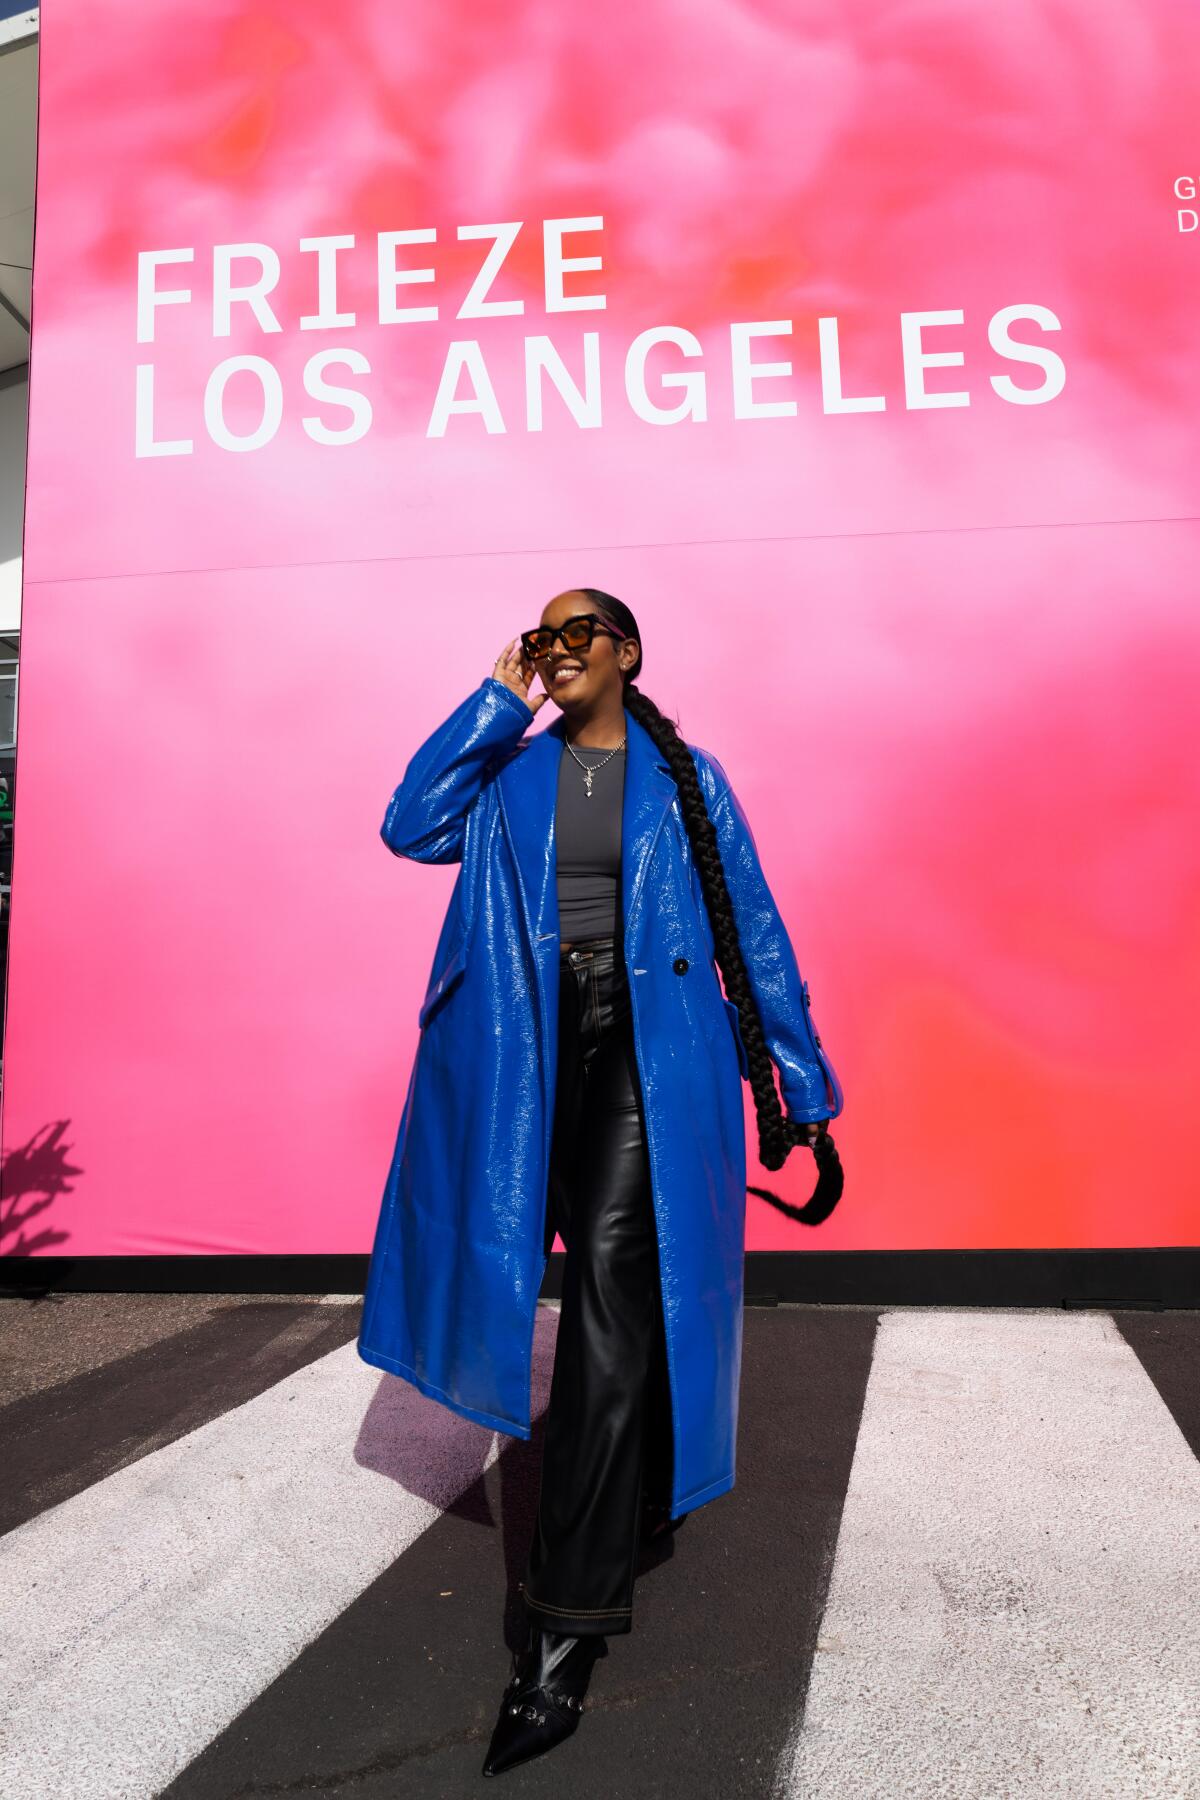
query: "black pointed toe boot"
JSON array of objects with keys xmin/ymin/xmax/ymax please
[{"xmin": 481, "ymin": 1625, "xmax": 607, "ymax": 1778}]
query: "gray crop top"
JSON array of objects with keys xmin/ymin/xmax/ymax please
[{"xmin": 555, "ymin": 741, "xmax": 625, "ymax": 939}]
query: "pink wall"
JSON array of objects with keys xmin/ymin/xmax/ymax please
[{"xmin": 4, "ymin": 0, "xmax": 1199, "ymax": 1254}]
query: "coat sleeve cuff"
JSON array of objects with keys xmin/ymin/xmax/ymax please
[{"xmin": 482, "ymin": 675, "xmax": 536, "ymax": 721}]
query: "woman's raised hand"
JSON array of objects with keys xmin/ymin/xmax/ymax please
[{"xmin": 493, "ymin": 639, "xmax": 549, "ymax": 714}]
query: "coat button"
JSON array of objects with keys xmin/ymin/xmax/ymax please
[{"xmin": 673, "ymin": 956, "xmax": 689, "ymax": 974}]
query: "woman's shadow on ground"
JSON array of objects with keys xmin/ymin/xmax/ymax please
[{"xmin": 352, "ymin": 1297, "xmax": 680, "ymax": 1652}]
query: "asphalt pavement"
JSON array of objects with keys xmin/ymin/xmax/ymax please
[{"xmin": 1, "ymin": 1293, "xmax": 1196, "ymax": 1798}]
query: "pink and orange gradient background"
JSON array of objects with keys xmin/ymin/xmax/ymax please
[{"xmin": 3, "ymin": 0, "xmax": 1198, "ymax": 1255}]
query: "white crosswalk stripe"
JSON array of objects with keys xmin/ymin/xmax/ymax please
[
  {"xmin": 1, "ymin": 1303, "xmax": 1194, "ymax": 1798},
  {"xmin": 0, "ymin": 1316, "xmax": 556, "ymax": 1800},
  {"xmin": 775, "ymin": 1310, "xmax": 1200, "ymax": 1799}
]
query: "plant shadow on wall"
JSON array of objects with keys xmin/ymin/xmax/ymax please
[
  {"xmin": 0, "ymin": 1121, "xmax": 79, "ymax": 1273},
  {"xmin": 353, "ymin": 1301, "xmax": 680, "ymax": 1656}
]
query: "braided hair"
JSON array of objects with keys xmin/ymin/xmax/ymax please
[{"xmin": 574, "ymin": 587, "xmax": 823, "ymax": 1175}]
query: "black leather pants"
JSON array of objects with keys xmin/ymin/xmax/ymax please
[{"xmin": 520, "ymin": 935, "xmax": 674, "ymax": 1637}]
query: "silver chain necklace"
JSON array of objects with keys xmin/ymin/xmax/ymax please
[{"xmin": 564, "ymin": 734, "xmax": 627, "ymax": 798}]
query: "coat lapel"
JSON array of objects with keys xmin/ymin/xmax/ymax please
[
  {"xmin": 620, "ymin": 707, "xmax": 680, "ymax": 936},
  {"xmin": 496, "ymin": 704, "xmax": 678, "ymax": 946}
]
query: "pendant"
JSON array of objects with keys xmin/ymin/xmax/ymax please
[{"xmin": 585, "ymin": 770, "xmax": 594, "ymax": 797}]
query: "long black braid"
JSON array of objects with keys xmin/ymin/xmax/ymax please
[{"xmin": 575, "ymin": 588, "xmax": 828, "ymax": 1177}]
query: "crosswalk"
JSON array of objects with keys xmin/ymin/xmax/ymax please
[
  {"xmin": 779, "ymin": 1311, "xmax": 1200, "ymax": 1798},
  {"xmin": 1, "ymin": 1300, "xmax": 1195, "ymax": 1798}
]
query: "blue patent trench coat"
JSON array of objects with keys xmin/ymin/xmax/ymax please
[{"xmin": 358, "ymin": 676, "xmax": 844, "ymax": 1520}]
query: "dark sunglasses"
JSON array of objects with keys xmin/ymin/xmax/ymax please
[{"xmin": 520, "ymin": 613, "xmax": 629, "ymax": 661}]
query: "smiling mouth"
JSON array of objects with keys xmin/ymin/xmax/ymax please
[{"xmin": 551, "ymin": 665, "xmax": 585, "ymax": 686}]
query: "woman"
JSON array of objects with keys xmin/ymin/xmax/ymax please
[{"xmin": 357, "ymin": 589, "xmax": 844, "ymax": 1777}]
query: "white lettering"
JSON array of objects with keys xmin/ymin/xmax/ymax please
[
  {"xmin": 458, "ymin": 222, "xmax": 524, "ymax": 318},
  {"xmin": 525, "ymin": 333, "xmax": 601, "ymax": 429},
  {"xmin": 427, "ymin": 342, "xmax": 505, "ymax": 435},
  {"xmin": 299, "ymin": 235, "xmax": 356, "ymax": 330},
  {"xmin": 301, "ymin": 349, "xmax": 373, "ymax": 443},
  {"xmin": 213, "ymin": 244, "xmax": 282, "ymax": 338},
  {"xmin": 378, "ymin": 229, "xmax": 438, "ymax": 324},
  {"xmin": 544, "ymin": 217, "xmax": 605, "ymax": 313},
  {"xmin": 988, "ymin": 304, "xmax": 1065, "ymax": 404},
  {"xmin": 901, "ymin": 310, "xmax": 968, "ymax": 409},
  {"xmin": 818, "ymin": 316, "xmax": 885, "ymax": 414},
  {"xmin": 204, "ymin": 355, "xmax": 284, "ymax": 451},
  {"xmin": 731, "ymin": 321, "xmax": 795, "ymax": 418},
  {"xmin": 625, "ymin": 328, "xmax": 707, "ymax": 424},
  {"xmin": 134, "ymin": 364, "xmax": 193, "ymax": 456},
  {"xmin": 136, "ymin": 248, "xmax": 194, "ymax": 344}
]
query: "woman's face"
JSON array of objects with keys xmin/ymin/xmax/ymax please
[{"xmin": 527, "ymin": 592, "xmax": 635, "ymax": 711}]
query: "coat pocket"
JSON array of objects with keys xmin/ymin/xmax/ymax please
[
  {"xmin": 418, "ymin": 938, "xmax": 470, "ymax": 1028},
  {"xmin": 722, "ymin": 996, "xmax": 750, "ymax": 1080}
]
